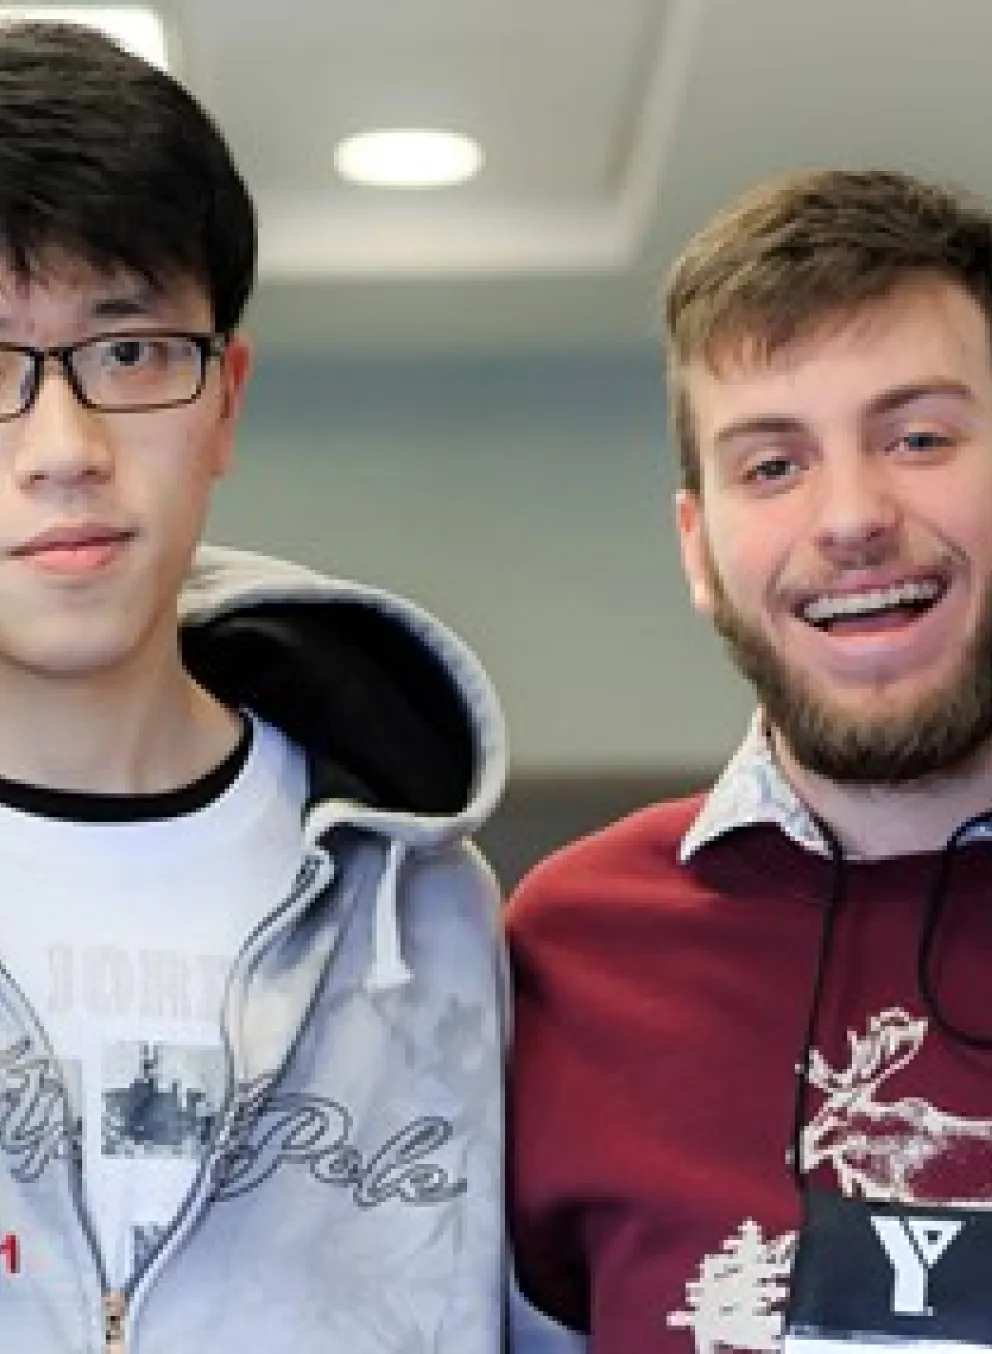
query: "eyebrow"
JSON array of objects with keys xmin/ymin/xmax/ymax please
[
  {"xmin": 86, "ymin": 286, "xmax": 163, "ymax": 321},
  {"xmin": 713, "ymin": 415, "xmax": 806, "ymax": 450},
  {"xmin": 0, "ymin": 284, "xmax": 163, "ymax": 333},
  {"xmin": 863, "ymin": 379, "xmax": 976, "ymax": 417},
  {"xmin": 712, "ymin": 380, "xmax": 977, "ymax": 451}
]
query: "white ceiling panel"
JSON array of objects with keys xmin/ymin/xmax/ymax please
[{"xmin": 192, "ymin": 0, "xmax": 661, "ymax": 203}]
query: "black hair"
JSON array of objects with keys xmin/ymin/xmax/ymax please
[{"xmin": 0, "ymin": 21, "xmax": 256, "ymax": 332}]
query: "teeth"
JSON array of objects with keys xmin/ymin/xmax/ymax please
[{"xmin": 802, "ymin": 578, "xmax": 943, "ymax": 625}]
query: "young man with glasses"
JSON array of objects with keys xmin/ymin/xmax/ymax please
[{"xmin": 0, "ymin": 22, "xmax": 506, "ymax": 1354}]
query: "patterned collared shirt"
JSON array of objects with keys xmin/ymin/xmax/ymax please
[{"xmin": 679, "ymin": 712, "xmax": 992, "ymax": 863}]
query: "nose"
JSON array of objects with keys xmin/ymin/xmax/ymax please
[
  {"xmin": 813, "ymin": 447, "xmax": 900, "ymax": 564},
  {"xmin": 8, "ymin": 356, "xmax": 112, "ymax": 491}
]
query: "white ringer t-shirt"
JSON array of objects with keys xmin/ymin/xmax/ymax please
[{"xmin": 0, "ymin": 711, "xmax": 308, "ymax": 1287}]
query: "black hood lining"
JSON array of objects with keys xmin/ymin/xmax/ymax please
[{"xmin": 180, "ymin": 600, "xmax": 475, "ymax": 817}]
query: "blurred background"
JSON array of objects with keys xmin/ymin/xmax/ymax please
[{"xmin": 53, "ymin": 0, "xmax": 992, "ymax": 883}]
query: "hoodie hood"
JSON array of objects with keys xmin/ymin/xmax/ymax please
[{"xmin": 178, "ymin": 543, "xmax": 506, "ymax": 850}]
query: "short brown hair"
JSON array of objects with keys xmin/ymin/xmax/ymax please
[{"xmin": 664, "ymin": 168, "xmax": 992, "ymax": 494}]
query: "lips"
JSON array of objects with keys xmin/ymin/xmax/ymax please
[
  {"xmin": 791, "ymin": 573, "xmax": 950, "ymax": 631},
  {"xmin": 776, "ymin": 566, "xmax": 966, "ymax": 689},
  {"xmin": 7, "ymin": 524, "xmax": 136, "ymax": 577},
  {"xmin": 779, "ymin": 571, "xmax": 952, "ymax": 633},
  {"xmin": 9, "ymin": 525, "xmax": 134, "ymax": 558}
]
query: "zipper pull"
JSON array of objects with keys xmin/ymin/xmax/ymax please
[{"xmin": 104, "ymin": 1290, "xmax": 126, "ymax": 1354}]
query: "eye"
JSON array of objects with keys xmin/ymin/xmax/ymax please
[
  {"xmin": 894, "ymin": 429, "xmax": 954, "ymax": 454},
  {"xmin": 103, "ymin": 337, "xmax": 163, "ymax": 369},
  {"xmin": 743, "ymin": 453, "xmax": 800, "ymax": 485}
]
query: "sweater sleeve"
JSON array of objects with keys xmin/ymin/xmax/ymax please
[
  {"xmin": 504, "ymin": 799, "xmax": 705, "ymax": 1341},
  {"xmin": 505, "ymin": 853, "xmax": 594, "ymax": 1335}
]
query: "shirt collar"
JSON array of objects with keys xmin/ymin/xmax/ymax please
[
  {"xmin": 680, "ymin": 712, "xmax": 992, "ymax": 862},
  {"xmin": 680, "ymin": 713, "xmax": 829, "ymax": 862}
]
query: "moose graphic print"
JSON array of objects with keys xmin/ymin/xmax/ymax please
[{"xmin": 669, "ymin": 1008, "xmax": 992, "ymax": 1353}]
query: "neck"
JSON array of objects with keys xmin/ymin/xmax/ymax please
[
  {"xmin": 772, "ymin": 729, "xmax": 992, "ymax": 858},
  {"xmin": 0, "ymin": 653, "xmax": 240, "ymax": 795}
]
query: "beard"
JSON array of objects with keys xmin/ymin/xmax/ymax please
[{"xmin": 705, "ymin": 556, "xmax": 992, "ymax": 786}]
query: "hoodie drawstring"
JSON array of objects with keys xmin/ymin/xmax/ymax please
[
  {"xmin": 917, "ymin": 810, "xmax": 992, "ymax": 1051},
  {"xmin": 365, "ymin": 839, "xmax": 414, "ymax": 993},
  {"xmin": 790, "ymin": 821, "xmax": 846, "ymax": 1183}
]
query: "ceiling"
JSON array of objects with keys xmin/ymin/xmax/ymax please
[{"xmin": 154, "ymin": 0, "xmax": 992, "ymax": 355}]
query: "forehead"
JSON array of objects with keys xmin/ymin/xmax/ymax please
[
  {"xmin": 0, "ymin": 252, "xmax": 211, "ymax": 330},
  {"xmin": 686, "ymin": 278, "xmax": 992, "ymax": 444}
]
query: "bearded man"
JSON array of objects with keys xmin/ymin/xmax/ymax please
[{"xmin": 507, "ymin": 168, "xmax": 992, "ymax": 1354}]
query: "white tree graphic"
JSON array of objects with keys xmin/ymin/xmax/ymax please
[{"xmin": 668, "ymin": 1219, "xmax": 796, "ymax": 1354}]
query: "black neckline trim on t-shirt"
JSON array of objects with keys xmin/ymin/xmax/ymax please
[{"xmin": 0, "ymin": 716, "xmax": 254, "ymax": 823}]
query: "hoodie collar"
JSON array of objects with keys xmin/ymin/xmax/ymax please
[
  {"xmin": 180, "ymin": 543, "xmax": 507, "ymax": 998},
  {"xmin": 179, "ymin": 542, "xmax": 506, "ymax": 847}
]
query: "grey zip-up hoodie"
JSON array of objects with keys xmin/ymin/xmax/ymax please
[{"xmin": 0, "ymin": 544, "xmax": 507, "ymax": 1354}]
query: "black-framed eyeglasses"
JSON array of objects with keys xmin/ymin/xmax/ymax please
[{"xmin": 0, "ymin": 330, "xmax": 228, "ymax": 421}]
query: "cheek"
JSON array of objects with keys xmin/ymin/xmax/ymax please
[
  {"xmin": 203, "ymin": 420, "xmax": 236, "ymax": 479},
  {"xmin": 121, "ymin": 441, "xmax": 219, "ymax": 539},
  {"xmin": 698, "ymin": 504, "xmax": 747, "ymax": 587},
  {"xmin": 131, "ymin": 405, "xmax": 232, "ymax": 479},
  {"xmin": 705, "ymin": 514, "xmax": 790, "ymax": 616},
  {"xmin": 951, "ymin": 504, "xmax": 992, "ymax": 563}
]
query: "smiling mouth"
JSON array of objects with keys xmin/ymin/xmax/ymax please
[{"xmin": 796, "ymin": 577, "xmax": 948, "ymax": 632}]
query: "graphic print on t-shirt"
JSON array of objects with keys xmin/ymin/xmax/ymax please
[
  {"xmin": 61, "ymin": 1056, "xmax": 83, "ymax": 1155},
  {"xmin": 102, "ymin": 1042, "xmax": 224, "ymax": 1159},
  {"xmin": 668, "ymin": 1007, "xmax": 992, "ymax": 1353},
  {"xmin": 48, "ymin": 941, "xmax": 230, "ymax": 1024},
  {"xmin": 94, "ymin": 1041, "xmax": 227, "ymax": 1279}
]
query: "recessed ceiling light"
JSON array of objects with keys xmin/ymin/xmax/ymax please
[
  {"xmin": 334, "ymin": 129, "xmax": 483, "ymax": 190},
  {"xmin": 0, "ymin": 6, "xmax": 169, "ymax": 69}
]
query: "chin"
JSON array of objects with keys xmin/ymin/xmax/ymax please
[
  {"xmin": 773, "ymin": 677, "xmax": 992, "ymax": 785},
  {"xmin": 0, "ymin": 633, "xmax": 145, "ymax": 683}
]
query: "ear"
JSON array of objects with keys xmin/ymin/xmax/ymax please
[
  {"xmin": 210, "ymin": 335, "xmax": 253, "ymax": 477},
  {"xmin": 675, "ymin": 489, "xmax": 715, "ymax": 615}
]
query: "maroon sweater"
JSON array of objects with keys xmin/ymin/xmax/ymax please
[{"xmin": 506, "ymin": 795, "xmax": 992, "ymax": 1351}]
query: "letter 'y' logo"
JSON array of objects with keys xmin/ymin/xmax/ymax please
[{"xmin": 870, "ymin": 1215, "xmax": 962, "ymax": 1316}]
